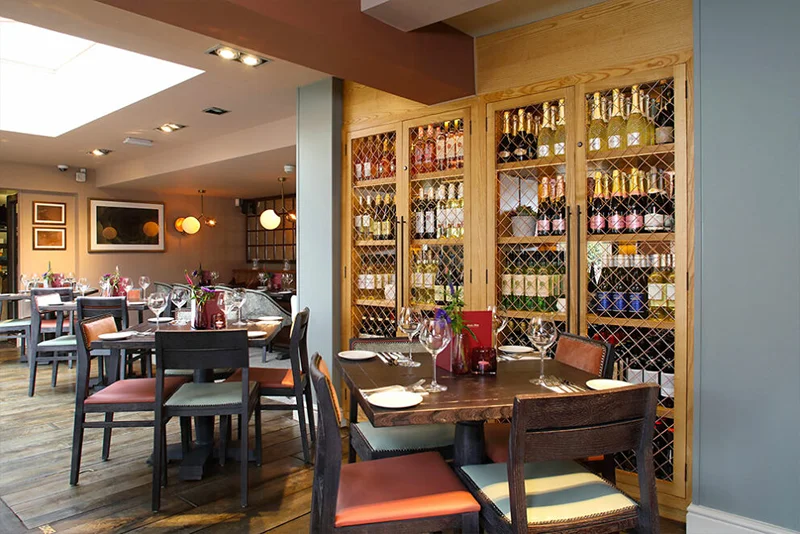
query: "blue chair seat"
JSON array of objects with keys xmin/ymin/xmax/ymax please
[
  {"xmin": 38, "ymin": 335, "xmax": 77, "ymax": 349},
  {"xmin": 352, "ymin": 421, "xmax": 455, "ymax": 454}
]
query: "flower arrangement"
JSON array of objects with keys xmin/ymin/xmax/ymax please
[
  {"xmin": 42, "ymin": 261, "xmax": 55, "ymax": 286},
  {"xmin": 101, "ymin": 266, "xmax": 122, "ymax": 293},
  {"xmin": 185, "ymin": 269, "xmax": 215, "ymax": 305},
  {"xmin": 435, "ymin": 285, "xmax": 476, "ymax": 341}
]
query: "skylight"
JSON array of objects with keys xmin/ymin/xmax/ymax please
[{"xmin": 0, "ymin": 17, "xmax": 204, "ymax": 137}]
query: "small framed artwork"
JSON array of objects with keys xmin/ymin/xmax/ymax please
[
  {"xmin": 33, "ymin": 227, "xmax": 66, "ymax": 250},
  {"xmin": 89, "ymin": 199, "xmax": 165, "ymax": 252},
  {"xmin": 33, "ymin": 201, "xmax": 66, "ymax": 225}
]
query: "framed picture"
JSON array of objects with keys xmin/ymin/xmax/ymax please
[
  {"xmin": 33, "ymin": 201, "xmax": 66, "ymax": 225},
  {"xmin": 33, "ymin": 227, "xmax": 66, "ymax": 250},
  {"xmin": 89, "ymin": 199, "xmax": 165, "ymax": 253}
]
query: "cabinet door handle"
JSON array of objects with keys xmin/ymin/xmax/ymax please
[
  {"xmin": 566, "ymin": 206, "xmax": 572, "ymax": 333},
  {"xmin": 576, "ymin": 205, "xmax": 582, "ymax": 330}
]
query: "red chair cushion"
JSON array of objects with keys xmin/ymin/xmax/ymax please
[
  {"xmin": 554, "ymin": 336, "xmax": 605, "ymax": 376},
  {"xmin": 41, "ymin": 318, "xmax": 71, "ymax": 331},
  {"xmin": 484, "ymin": 422, "xmax": 511, "ymax": 463},
  {"xmin": 225, "ymin": 368, "xmax": 298, "ymax": 390},
  {"xmin": 85, "ymin": 377, "xmax": 187, "ymax": 405},
  {"xmin": 335, "ymin": 451, "xmax": 479, "ymax": 527}
]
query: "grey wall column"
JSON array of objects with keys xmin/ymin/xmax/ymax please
[
  {"xmin": 691, "ymin": 0, "xmax": 800, "ymax": 531},
  {"xmin": 296, "ymin": 77, "xmax": 343, "ymax": 373}
]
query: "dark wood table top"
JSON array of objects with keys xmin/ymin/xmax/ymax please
[
  {"xmin": 91, "ymin": 320, "xmax": 282, "ymax": 350},
  {"xmin": 338, "ymin": 355, "xmax": 597, "ymax": 427},
  {"xmin": 39, "ymin": 301, "xmax": 148, "ymax": 313},
  {"xmin": 0, "ymin": 288, "xmax": 98, "ymax": 302}
]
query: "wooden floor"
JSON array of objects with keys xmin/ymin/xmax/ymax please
[{"xmin": 0, "ymin": 344, "xmax": 686, "ymax": 533}]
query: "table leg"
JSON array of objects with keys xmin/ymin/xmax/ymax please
[
  {"xmin": 454, "ymin": 421, "xmax": 485, "ymax": 467},
  {"xmin": 178, "ymin": 369, "xmax": 215, "ymax": 481},
  {"xmin": 107, "ymin": 348, "xmax": 121, "ymax": 384}
]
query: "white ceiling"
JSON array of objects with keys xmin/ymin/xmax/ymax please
[{"xmin": 0, "ymin": 0, "xmax": 325, "ymax": 173}]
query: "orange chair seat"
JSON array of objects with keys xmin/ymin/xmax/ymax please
[
  {"xmin": 485, "ymin": 421, "xmax": 604, "ymax": 464},
  {"xmin": 41, "ymin": 318, "xmax": 71, "ymax": 330},
  {"xmin": 85, "ymin": 377, "xmax": 187, "ymax": 405},
  {"xmin": 226, "ymin": 368, "xmax": 299, "ymax": 390},
  {"xmin": 335, "ymin": 451, "xmax": 479, "ymax": 528}
]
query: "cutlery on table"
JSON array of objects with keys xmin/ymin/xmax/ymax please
[
  {"xmin": 361, "ymin": 379, "xmax": 426, "ymax": 395},
  {"xmin": 375, "ymin": 352, "xmax": 390, "ymax": 364}
]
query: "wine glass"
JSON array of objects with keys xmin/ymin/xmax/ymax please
[
  {"xmin": 488, "ymin": 305, "xmax": 509, "ymax": 352},
  {"xmin": 122, "ymin": 277, "xmax": 134, "ymax": 296},
  {"xmin": 19, "ymin": 274, "xmax": 29, "ymax": 292},
  {"xmin": 419, "ymin": 318, "xmax": 452, "ymax": 393},
  {"xmin": 283, "ymin": 273, "xmax": 294, "ymax": 290},
  {"xmin": 139, "ymin": 276, "xmax": 151, "ymax": 299},
  {"xmin": 396, "ymin": 307, "xmax": 422, "ymax": 368},
  {"xmin": 65, "ymin": 272, "xmax": 75, "ymax": 289},
  {"xmin": 170, "ymin": 287, "xmax": 189, "ymax": 324},
  {"xmin": 257, "ymin": 272, "xmax": 268, "ymax": 287},
  {"xmin": 217, "ymin": 292, "xmax": 236, "ymax": 323},
  {"xmin": 210, "ymin": 271, "xmax": 220, "ymax": 284},
  {"xmin": 231, "ymin": 288, "xmax": 247, "ymax": 325},
  {"xmin": 527, "ymin": 315, "xmax": 558, "ymax": 386},
  {"xmin": 147, "ymin": 292, "xmax": 168, "ymax": 330},
  {"xmin": 99, "ymin": 276, "xmax": 110, "ymax": 296},
  {"xmin": 77, "ymin": 277, "xmax": 89, "ymax": 298}
]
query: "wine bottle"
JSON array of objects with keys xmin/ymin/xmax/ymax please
[
  {"xmin": 588, "ymin": 92, "xmax": 607, "ymax": 153},
  {"xmin": 435, "ymin": 185, "xmax": 447, "ymax": 239},
  {"xmin": 644, "ymin": 167, "xmax": 668, "ymax": 231},
  {"xmin": 524, "ymin": 252, "xmax": 538, "ymax": 311},
  {"xmin": 497, "ymin": 111, "xmax": 513, "ymax": 162},
  {"xmin": 455, "ymin": 119, "xmax": 464, "ymax": 169},
  {"xmin": 501, "ymin": 261, "xmax": 513, "ymax": 309},
  {"xmin": 354, "ymin": 139, "xmax": 364, "ymax": 180},
  {"xmin": 434, "ymin": 263, "xmax": 448, "ymax": 305},
  {"xmin": 608, "ymin": 170, "xmax": 626, "ymax": 233},
  {"xmin": 423, "ymin": 124, "xmax": 435, "ymax": 173},
  {"xmin": 589, "ymin": 171, "xmax": 607, "ymax": 233},
  {"xmin": 607, "ymin": 88, "xmax": 626, "ymax": 150},
  {"xmin": 413, "ymin": 127, "xmax": 425, "ymax": 172},
  {"xmin": 655, "ymin": 79, "xmax": 675, "ymax": 144},
  {"xmin": 537, "ymin": 177, "xmax": 551, "ymax": 236},
  {"xmin": 411, "ymin": 252, "xmax": 422, "ymax": 303},
  {"xmin": 647, "ymin": 254, "xmax": 667, "ymax": 319},
  {"xmin": 455, "ymin": 183, "xmax": 465, "ymax": 238},
  {"xmin": 555, "ymin": 250, "xmax": 566, "ymax": 313},
  {"xmin": 424, "ymin": 187, "xmax": 436, "ymax": 239},
  {"xmin": 642, "ymin": 337, "xmax": 660, "ymax": 386},
  {"xmin": 644, "ymin": 91, "xmax": 656, "ymax": 146},
  {"xmin": 625, "ymin": 168, "xmax": 644, "ymax": 232},
  {"xmin": 414, "ymin": 187, "xmax": 425, "ymax": 239},
  {"xmin": 512, "ymin": 256, "xmax": 525, "ymax": 311},
  {"xmin": 626, "ymin": 85, "xmax": 648, "ymax": 148},
  {"xmin": 665, "ymin": 254, "xmax": 676, "ymax": 318},
  {"xmin": 553, "ymin": 99, "xmax": 566, "ymax": 156},
  {"xmin": 664, "ymin": 171, "xmax": 675, "ymax": 231},
  {"xmin": 445, "ymin": 120, "xmax": 456, "ymax": 168},
  {"xmin": 525, "ymin": 111, "xmax": 538, "ymax": 160},
  {"xmin": 551, "ymin": 175, "xmax": 566, "ymax": 235},
  {"xmin": 383, "ymin": 193, "xmax": 395, "ymax": 241},
  {"xmin": 379, "ymin": 135, "xmax": 393, "ymax": 178},
  {"xmin": 513, "ymin": 108, "xmax": 527, "ymax": 161},
  {"xmin": 435, "ymin": 125, "xmax": 446, "ymax": 171},
  {"xmin": 537, "ymin": 102, "xmax": 552, "ymax": 158},
  {"xmin": 538, "ymin": 252, "xmax": 556, "ymax": 311},
  {"xmin": 595, "ymin": 256, "xmax": 613, "ymax": 315},
  {"xmin": 354, "ymin": 195, "xmax": 364, "ymax": 239},
  {"xmin": 660, "ymin": 333, "xmax": 675, "ymax": 408},
  {"xmin": 625, "ymin": 336, "xmax": 644, "ymax": 384},
  {"xmin": 610, "ymin": 255, "xmax": 628, "ymax": 317},
  {"xmin": 628, "ymin": 255, "xmax": 648, "ymax": 318},
  {"xmin": 371, "ymin": 194, "xmax": 382, "ymax": 240}
]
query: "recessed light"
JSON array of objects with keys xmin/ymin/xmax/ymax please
[
  {"xmin": 206, "ymin": 44, "xmax": 268, "ymax": 68},
  {"xmin": 156, "ymin": 122, "xmax": 186, "ymax": 133},
  {"xmin": 123, "ymin": 137, "xmax": 153, "ymax": 147},
  {"xmin": 215, "ymin": 47, "xmax": 238, "ymax": 60},
  {"xmin": 203, "ymin": 107, "xmax": 230, "ymax": 115},
  {"xmin": 240, "ymin": 54, "xmax": 262, "ymax": 67},
  {"xmin": 89, "ymin": 148, "xmax": 112, "ymax": 156}
]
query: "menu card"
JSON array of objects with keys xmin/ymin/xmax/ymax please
[{"xmin": 436, "ymin": 310, "xmax": 493, "ymax": 371}]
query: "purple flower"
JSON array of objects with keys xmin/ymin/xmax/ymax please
[
  {"xmin": 434, "ymin": 308, "xmax": 452, "ymax": 324},
  {"xmin": 201, "ymin": 286, "xmax": 214, "ymax": 293}
]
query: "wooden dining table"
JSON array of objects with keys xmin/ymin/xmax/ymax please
[
  {"xmin": 39, "ymin": 300, "xmax": 149, "ymax": 333},
  {"xmin": 338, "ymin": 354, "xmax": 597, "ymax": 466},
  {"xmin": 0, "ymin": 288, "xmax": 98, "ymax": 318},
  {"xmin": 91, "ymin": 320, "xmax": 282, "ymax": 480}
]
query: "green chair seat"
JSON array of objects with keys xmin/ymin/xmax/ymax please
[
  {"xmin": 38, "ymin": 335, "xmax": 77, "ymax": 348},
  {"xmin": 166, "ymin": 381, "xmax": 258, "ymax": 407},
  {"xmin": 459, "ymin": 460, "xmax": 636, "ymax": 525},
  {"xmin": 353, "ymin": 421, "xmax": 455, "ymax": 453},
  {"xmin": 0, "ymin": 318, "xmax": 31, "ymax": 330},
  {"xmin": 165, "ymin": 368, "xmax": 234, "ymax": 377}
]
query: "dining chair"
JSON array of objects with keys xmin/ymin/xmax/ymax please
[
  {"xmin": 241, "ymin": 289, "xmax": 291, "ymax": 361},
  {"xmin": 70, "ymin": 315, "xmax": 189, "ymax": 485},
  {"xmin": 484, "ymin": 332, "xmax": 615, "ymax": 468},
  {"xmin": 225, "ymin": 307, "xmax": 315, "ymax": 463},
  {"xmin": 309, "ymin": 353, "xmax": 480, "ymax": 533},
  {"xmin": 76, "ymin": 296, "xmax": 147, "ymax": 379},
  {"xmin": 457, "ymin": 384, "xmax": 659, "ymax": 534},
  {"xmin": 346, "ymin": 337, "xmax": 456, "ymax": 463},
  {"xmin": 28, "ymin": 287, "xmax": 76, "ymax": 396},
  {"xmin": 0, "ymin": 315, "xmax": 30, "ymax": 362},
  {"xmin": 152, "ymin": 330, "xmax": 262, "ymax": 511}
]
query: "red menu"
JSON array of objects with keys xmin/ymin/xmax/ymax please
[{"xmin": 436, "ymin": 310, "xmax": 493, "ymax": 371}]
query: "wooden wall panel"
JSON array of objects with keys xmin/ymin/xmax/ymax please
[{"xmin": 476, "ymin": 0, "xmax": 692, "ymax": 95}]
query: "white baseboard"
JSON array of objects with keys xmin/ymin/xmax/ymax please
[{"xmin": 687, "ymin": 504, "xmax": 799, "ymax": 534}]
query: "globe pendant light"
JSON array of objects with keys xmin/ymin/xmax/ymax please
[{"xmin": 259, "ymin": 177, "xmax": 295, "ymax": 229}]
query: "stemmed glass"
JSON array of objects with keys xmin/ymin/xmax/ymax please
[
  {"xmin": 99, "ymin": 276, "xmax": 110, "ymax": 296},
  {"xmin": 139, "ymin": 276, "xmax": 151, "ymax": 299},
  {"xmin": 19, "ymin": 274, "xmax": 29, "ymax": 292},
  {"xmin": 147, "ymin": 292, "xmax": 168, "ymax": 330},
  {"xmin": 122, "ymin": 277, "xmax": 134, "ymax": 296},
  {"xmin": 419, "ymin": 318, "xmax": 452, "ymax": 393},
  {"xmin": 283, "ymin": 273, "xmax": 294, "ymax": 290},
  {"xmin": 488, "ymin": 306, "xmax": 509, "ymax": 352},
  {"xmin": 210, "ymin": 271, "xmax": 220, "ymax": 284},
  {"xmin": 231, "ymin": 288, "xmax": 247, "ymax": 326},
  {"xmin": 77, "ymin": 277, "xmax": 89, "ymax": 298},
  {"xmin": 217, "ymin": 292, "xmax": 236, "ymax": 324},
  {"xmin": 170, "ymin": 287, "xmax": 189, "ymax": 324},
  {"xmin": 527, "ymin": 315, "xmax": 558, "ymax": 386},
  {"xmin": 396, "ymin": 307, "xmax": 422, "ymax": 368},
  {"xmin": 257, "ymin": 272, "xmax": 268, "ymax": 288}
]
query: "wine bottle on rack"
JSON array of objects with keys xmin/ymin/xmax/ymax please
[
  {"xmin": 413, "ymin": 127, "xmax": 425, "ymax": 171},
  {"xmin": 512, "ymin": 256, "xmax": 525, "ymax": 311},
  {"xmin": 455, "ymin": 119, "xmax": 464, "ymax": 168},
  {"xmin": 664, "ymin": 171, "xmax": 675, "ymax": 231},
  {"xmin": 595, "ymin": 256, "xmax": 613, "ymax": 315},
  {"xmin": 538, "ymin": 252, "xmax": 556, "ymax": 311},
  {"xmin": 354, "ymin": 139, "xmax": 364, "ymax": 180},
  {"xmin": 628, "ymin": 255, "xmax": 648, "ymax": 318},
  {"xmin": 655, "ymin": 80, "xmax": 675, "ymax": 144},
  {"xmin": 498, "ymin": 111, "xmax": 513, "ymax": 162},
  {"xmin": 379, "ymin": 136, "xmax": 392, "ymax": 178},
  {"xmin": 384, "ymin": 194, "xmax": 395, "ymax": 240},
  {"xmin": 555, "ymin": 251, "xmax": 566, "ymax": 313},
  {"xmin": 424, "ymin": 124, "xmax": 435, "ymax": 173},
  {"xmin": 626, "ymin": 85, "xmax": 647, "ymax": 148},
  {"xmin": 588, "ymin": 92, "xmax": 607, "ymax": 153},
  {"xmin": 414, "ymin": 188, "xmax": 425, "ymax": 239},
  {"xmin": 354, "ymin": 195, "xmax": 364, "ymax": 239},
  {"xmin": 644, "ymin": 90, "xmax": 656, "ymax": 146},
  {"xmin": 525, "ymin": 111, "xmax": 538, "ymax": 160},
  {"xmin": 537, "ymin": 177, "xmax": 551, "ymax": 236},
  {"xmin": 455, "ymin": 183, "xmax": 465, "ymax": 238},
  {"xmin": 537, "ymin": 102, "xmax": 552, "ymax": 158},
  {"xmin": 435, "ymin": 185, "xmax": 447, "ymax": 239},
  {"xmin": 434, "ymin": 263, "xmax": 448, "ymax": 306},
  {"xmin": 551, "ymin": 175, "xmax": 566, "ymax": 235},
  {"xmin": 644, "ymin": 167, "xmax": 667, "ymax": 232},
  {"xmin": 553, "ymin": 99, "xmax": 566, "ymax": 156},
  {"xmin": 608, "ymin": 170, "xmax": 626, "ymax": 233},
  {"xmin": 371, "ymin": 194, "xmax": 382, "ymax": 240},
  {"xmin": 607, "ymin": 89, "xmax": 626, "ymax": 150},
  {"xmin": 626, "ymin": 168, "xmax": 644, "ymax": 232},
  {"xmin": 514, "ymin": 108, "xmax": 527, "ymax": 161},
  {"xmin": 625, "ymin": 338, "xmax": 644, "ymax": 384},
  {"xmin": 424, "ymin": 187, "xmax": 437, "ymax": 239},
  {"xmin": 647, "ymin": 254, "xmax": 667, "ymax": 319},
  {"xmin": 524, "ymin": 253, "xmax": 538, "ymax": 311},
  {"xmin": 666, "ymin": 254, "xmax": 676, "ymax": 317},
  {"xmin": 660, "ymin": 333, "xmax": 675, "ymax": 408},
  {"xmin": 501, "ymin": 262, "xmax": 513, "ymax": 309},
  {"xmin": 435, "ymin": 126, "xmax": 446, "ymax": 171},
  {"xmin": 589, "ymin": 171, "xmax": 607, "ymax": 233},
  {"xmin": 610, "ymin": 255, "xmax": 627, "ymax": 317},
  {"xmin": 363, "ymin": 194, "xmax": 373, "ymax": 241},
  {"xmin": 425, "ymin": 249, "xmax": 437, "ymax": 304},
  {"xmin": 445, "ymin": 121, "xmax": 456, "ymax": 169}
]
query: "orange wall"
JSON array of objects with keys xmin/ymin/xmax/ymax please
[{"xmin": 1, "ymin": 161, "xmax": 247, "ymax": 287}]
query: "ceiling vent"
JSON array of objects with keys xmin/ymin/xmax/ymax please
[{"xmin": 203, "ymin": 107, "xmax": 230, "ymax": 115}]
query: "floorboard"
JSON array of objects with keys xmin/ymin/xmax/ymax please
[{"xmin": 0, "ymin": 344, "xmax": 686, "ymax": 533}]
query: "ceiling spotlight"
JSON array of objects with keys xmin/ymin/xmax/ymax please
[
  {"xmin": 240, "ymin": 54, "xmax": 261, "ymax": 67},
  {"xmin": 156, "ymin": 123, "xmax": 186, "ymax": 133},
  {"xmin": 215, "ymin": 47, "xmax": 239, "ymax": 60},
  {"xmin": 89, "ymin": 148, "xmax": 112, "ymax": 156}
]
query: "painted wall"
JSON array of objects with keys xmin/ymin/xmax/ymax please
[
  {"xmin": 0, "ymin": 161, "xmax": 247, "ymax": 288},
  {"xmin": 692, "ymin": 0, "xmax": 800, "ymax": 530}
]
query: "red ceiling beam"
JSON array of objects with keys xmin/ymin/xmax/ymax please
[{"xmin": 98, "ymin": 0, "xmax": 475, "ymax": 105}]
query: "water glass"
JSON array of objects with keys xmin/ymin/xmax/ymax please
[
  {"xmin": 527, "ymin": 315, "xmax": 558, "ymax": 386},
  {"xmin": 19, "ymin": 274, "xmax": 29, "ymax": 292},
  {"xmin": 232, "ymin": 289, "xmax": 247, "ymax": 325},
  {"xmin": 139, "ymin": 276, "xmax": 151, "ymax": 298},
  {"xmin": 77, "ymin": 277, "xmax": 89, "ymax": 297},
  {"xmin": 170, "ymin": 287, "xmax": 189, "ymax": 324},
  {"xmin": 396, "ymin": 307, "xmax": 422, "ymax": 368},
  {"xmin": 147, "ymin": 292, "xmax": 168, "ymax": 330},
  {"xmin": 419, "ymin": 318, "xmax": 452, "ymax": 393}
]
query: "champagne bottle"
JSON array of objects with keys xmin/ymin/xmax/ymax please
[
  {"xmin": 537, "ymin": 102, "xmax": 552, "ymax": 158},
  {"xmin": 589, "ymin": 171, "xmax": 607, "ymax": 233},
  {"xmin": 626, "ymin": 85, "xmax": 648, "ymax": 148},
  {"xmin": 435, "ymin": 125, "xmax": 446, "ymax": 171},
  {"xmin": 625, "ymin": 168, "xmax": 644, "ymax": 232},
  {"xmin": 525, "ymin": 111, "xmax": 538, "ymax": 160},
  {"xmin": 644, "ymin": 167, "xmax": 668, "ymax": 231},
  {"xmin": 655, "ymin": 80, "xmax": 675, "ymax": 144},
  {"xmin": 588, "ymin": 92, "xmax": 607, "ymax": 152},
  {"xmin": 514, "ymin": 108, "xmax": 527, "ymax": 161},
  {"xmin": 608, "ymin": 170, "xmax": 626, "ymax": 233},
  {"xmin": 414, "ymin": 187, "xmax": 425, "ymax": 239},
  {"xmin": 497, "ymin": 111, "xmax": 513, "ymax": 162},
  {"xmin": 551, "ymin": 175, "xmax": 566, "ymax": 235},
  {"xmin": 607, "ymin": 89, "xmax": 626, "ymax": 150},
  {"xmin": 537, "ymin": 177, "xmax": 551, "ymax": 236},
  {"xmin": 553, "ymin": 99, "xmax": 566, "ymax": 156}
]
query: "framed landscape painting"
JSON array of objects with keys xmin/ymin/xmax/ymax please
[
  {"xmin": 89, "ymin": 199, "xmax": 165, "ymax": 252},
  {"xmin": 33, "ymin": 201, "xmax": 66, "ymax": 225},
  {"xmin": 33, "ymin": 227, "xmax": 66, "ymax": 250}
]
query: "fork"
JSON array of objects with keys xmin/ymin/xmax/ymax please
[{"xmin": 380, "ymin": 352, "xmax": 397, "ymax": 366}]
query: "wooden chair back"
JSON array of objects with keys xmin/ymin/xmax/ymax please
[
  {"xmin": 289, "ymin": 308, "xmax": 311, "ymax": 379},
  {"xmin": 554, "ymin": 332, "xmax": 614, "ymax": 378},
  {"xmin": 76, "ymin": 296, "xmax": 128, "ymax": 330},
  {"xmin": 507, "ymin": 384, "xmax": 659, "ymax": 531},
  {"xmin": 30, "ymin": 287, "xmax": 74, "ymax": 339},
  {"xmin": 75, "ymin": 315, "xmax": 118, "ymax": 403},
  {"xmin": 309, "ymin": 353, "xmax": 342, "ymax": 532}
]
